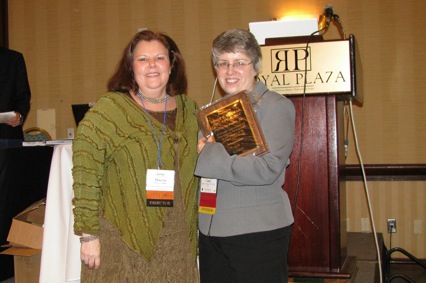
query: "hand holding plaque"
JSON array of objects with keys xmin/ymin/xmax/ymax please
[{"xmin": 196, "ymin": 91, "xmax": 269, "ymax": 156}]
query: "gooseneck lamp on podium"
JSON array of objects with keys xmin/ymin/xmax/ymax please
[{"xmin": 318, "ymin": 4, "xmax": 346, "ymax": 39}]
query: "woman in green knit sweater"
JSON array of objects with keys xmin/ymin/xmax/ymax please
[{"xmin": 72, "ymin": 30, "xmax": 200, "ymax": 282}]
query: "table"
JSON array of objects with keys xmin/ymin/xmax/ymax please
[
  {"xmin": 0, "ymin": 145, "xmax": 53, "ymax": 281},
  {"xmin": 39, "ymin": 144, "xmax": 81, "ymax": 283}
]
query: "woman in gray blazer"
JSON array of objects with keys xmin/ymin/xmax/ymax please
[{"xmin": 195, "ymin": 28, "xmax": 296, "ymax": 283}]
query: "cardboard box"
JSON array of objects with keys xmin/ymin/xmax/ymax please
[
  {"xmin": 0, "ymin": 199, "xmax": 45, "ymax": 283},
  {"xmin": 6, "ymin": 199, "xmax": 45, "ymax": 250},
  {"xmin": 14, "ymin": 253, "xmax": 41, "ymax": 283}
]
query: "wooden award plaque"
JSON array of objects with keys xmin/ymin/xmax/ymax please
[{"xmin": 196, "ymin": 91, "xmax": 269, "ymax": 156}]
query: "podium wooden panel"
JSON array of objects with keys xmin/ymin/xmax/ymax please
[{"xmin": 283, "ymin": 94, "xmax": 354, "ymax": 278}]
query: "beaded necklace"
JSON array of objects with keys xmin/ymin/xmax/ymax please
[{"xmin": 137, "ymin": 91, "xmax": 170, "ymax": 104}]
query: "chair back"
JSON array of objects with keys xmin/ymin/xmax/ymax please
[{"xmin": 24, "ymin": 127, "xmax": 52, "ymax": 141}]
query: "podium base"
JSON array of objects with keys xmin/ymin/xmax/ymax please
[{"xmin": 289, "ymin": 256, "xmax": 358, "ymax": 283}]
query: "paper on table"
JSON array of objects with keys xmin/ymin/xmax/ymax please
[
  {"xmin": 0, "ymin": 111, "xmax": 16, "ymax": 123},
  {"xmin": 22, "ymin": 141, "xmax": 47, "ymax": 146},
  {"xmin": 45, "ymin": 139, "xmax": 73, "ymax": 145}
]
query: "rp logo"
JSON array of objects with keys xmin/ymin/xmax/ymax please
[{"xmin": 270, "ymin": 47, "xmax": 311, "ymax": 73}]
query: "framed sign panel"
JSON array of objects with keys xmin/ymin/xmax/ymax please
[{"xmin": 259, "ymin": 34, "xmax": 362, "ymax": 103}]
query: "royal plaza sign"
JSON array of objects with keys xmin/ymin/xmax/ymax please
[{"xmin": 259, "ymin": 35, "xmax": 362, "ymax": 103}]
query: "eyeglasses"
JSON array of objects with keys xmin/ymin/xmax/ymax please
[{"xmin": 215, "ymin": 61, "xmax": 253, "ymax": 71}]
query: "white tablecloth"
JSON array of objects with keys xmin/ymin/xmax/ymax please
[{"xmin": 39, "ymin": 144, "xmax": 81, "ymax": 283}]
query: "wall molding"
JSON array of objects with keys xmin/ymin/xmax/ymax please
[{"xmin": 342, "ymin": 164, "xmax": 426, "ymax": 181}]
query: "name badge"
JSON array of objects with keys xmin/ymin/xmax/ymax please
[
  {"xmin": 146, "ymin": 169, "xmax": 175, "ymax": 207},
  {"xmin": 199, "ymin": 178, "xmax": 217, "ymax": 214}
]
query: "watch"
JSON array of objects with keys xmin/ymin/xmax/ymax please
[{"xmin": 17, "ymin": 113, "xmax": 24, "ymax": 125}]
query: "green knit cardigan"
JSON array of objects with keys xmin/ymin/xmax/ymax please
[{"xmin": 72, "ymin": 92, "xmax": 199, "ymax": 261}]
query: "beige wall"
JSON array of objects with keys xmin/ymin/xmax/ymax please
[{"xmin": 8, "ymin": 0, "xmax": 426, "ymax": 258}]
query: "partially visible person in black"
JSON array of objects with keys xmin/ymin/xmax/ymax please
[{"xmin": 0, "ymin": 47, "xmax": 31, "ymax": 140}]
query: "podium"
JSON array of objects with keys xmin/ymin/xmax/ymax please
[{"xmin": 261, "ymin": 35, "xmax": 361, "ymax": 279}]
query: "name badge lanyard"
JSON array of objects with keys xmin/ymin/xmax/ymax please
[{"xmin": 137, "ymin": 93, "xmax": 167, "ymax": 169}]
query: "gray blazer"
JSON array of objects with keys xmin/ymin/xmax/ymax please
[{"xmin": 195, "ymin": 82, "xmax": 296, "ymax": 237}]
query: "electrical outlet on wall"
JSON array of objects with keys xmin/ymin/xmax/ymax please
[
  {"xmin": 361, "ymin": 218, "xmax": 370, "ymax": 232},
  {"xmin": 414, "ymin": 220, "xmax": 422, "ymax": 234},
  {"xmin": 67, "ymin": 128, "xmax": 74, "ymax": 139},
  {"xmin": 387, "ymin": 219, "xmax": 397, "ymax": 233}
]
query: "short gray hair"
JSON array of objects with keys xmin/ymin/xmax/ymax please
[{"xmin": 212, "ymin": 28, "xmax": 262, "ymax": 73}]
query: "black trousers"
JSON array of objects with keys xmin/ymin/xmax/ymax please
[{"xmin": 199, "ymin": 226, "xmax": 292, "ymax": 283}]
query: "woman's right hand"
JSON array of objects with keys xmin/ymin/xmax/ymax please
[
  {"xmin": 80, "ymin": 234, "xmax": 101, "ymax": 270},
  {"xmin": 197, "ymin": 133, "xmax": 214, "ymax": 153}
]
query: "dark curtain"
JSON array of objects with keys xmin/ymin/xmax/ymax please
[{"xmin": 0, "ymin": 0, "xmax": 8, "ymax": 47}]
